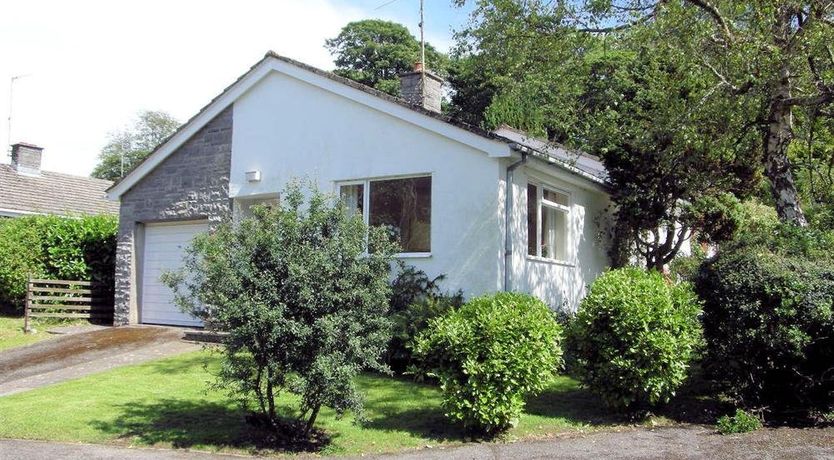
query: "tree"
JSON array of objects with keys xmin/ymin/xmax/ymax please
[
  {"xmin": 326, "ymin": 19, "xmax": 449, "ymax": 96},
  {"xmin": 162, "ymin": 182, "xmax": 397, "ymax": 438},
  {"xmin": 91, "ymin": 110, "xmax": 180, "ymax": 181},
  {"xmin": 452, "ymin": 2, "xmax": 756, "ymax": 269},
  {"xmin": 790, "ymin": 107, "xmax": 834, "ymax": 228},
  {"xmin": 572, "ymin": 0, "xmax": 834, "ymax": 226}
]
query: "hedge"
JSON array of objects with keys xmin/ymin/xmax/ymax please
[{"xmin": 0, "ymin": 214, "xmax": 117, "ymax": 312}]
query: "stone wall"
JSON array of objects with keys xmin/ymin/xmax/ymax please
[{"xmin": 113, "ymin": 106, "xmax": 233, "ymax": 325}]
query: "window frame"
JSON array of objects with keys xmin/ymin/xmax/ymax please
[
  {"xmin": 233, "ymin": 193, "xmax": 280, "ymax": 220},
  {"xmin": 527, "ymin": 180, "xmax": 573, "ymax": 265},
  {"xmin": 336, "ymin": 173, "xmax": 433, "ymax": 258}
]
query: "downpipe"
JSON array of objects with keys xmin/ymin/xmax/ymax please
[{"xmin": 504, "ymin": 149, "xmax": 528, "ymax": 292}]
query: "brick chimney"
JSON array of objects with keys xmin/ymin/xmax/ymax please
[
  {"xmin": 399, "ymin": 62, "xmax": 443, "ymax": 113},
  {"xmin": 11, "ymin": 143, "xmax": 43, "ymax": 175}
]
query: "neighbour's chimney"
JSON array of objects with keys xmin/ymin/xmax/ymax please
[
  {"xmin": 10, "ymin": 143, "xmax": 43, "ymax": 175},
  {"xmin": 399, "ymin": 62, "xmax": 443, "ymax": 113}
]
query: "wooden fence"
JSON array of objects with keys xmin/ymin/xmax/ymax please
[{"xmin": 24, "ymin": 277, "xmax": 114, "ymax": 333}]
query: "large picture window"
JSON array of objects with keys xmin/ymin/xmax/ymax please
[
  {"xmin": 527, "ymin": 183, "xmax": 570, "ymax": 262},
  {"xmin": 339, "ymin": 175, "xmax": 431, "ymax": 253}
]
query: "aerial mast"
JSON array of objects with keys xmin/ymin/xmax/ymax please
[{"xmin": 419, "ymin": 0, "xmax": 425, "ymax": 93}]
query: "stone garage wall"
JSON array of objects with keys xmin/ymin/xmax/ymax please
[{"xmin": 113, "ymin": 106, "xmax": 233, "ymax": 325}]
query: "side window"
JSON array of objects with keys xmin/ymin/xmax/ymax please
[
  {"xmin": 527, "ymin": 182, "xmax": 570, "ymax": 261},
  {"xmin": 235, "ymin": 196, "xmax": 278, "ymax": 219}
]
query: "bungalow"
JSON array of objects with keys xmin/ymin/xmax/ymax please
[
  {"xmin": 106, "ymin": 52, "xmax": 612, "ymax": 327},
  {"xmin": 1, "ymin": 143, "xmax": 118, "ymax": 217}
]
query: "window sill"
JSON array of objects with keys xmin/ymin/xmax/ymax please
[
  {"xmin": 397, "ymin": 252, "xmax": 432, "ymax": 259},
  {"xmin": 526, "ymin": 255, "xmax": 575, "ymax": 267}
]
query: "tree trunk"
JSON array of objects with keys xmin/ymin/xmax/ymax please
[
  {"xmin": 764, "ymin": 66, "xmax": 808, "ymax": 227},
  {"xmin": 305, "ymin": 405, "xmax": 321, "ymax": 435}
]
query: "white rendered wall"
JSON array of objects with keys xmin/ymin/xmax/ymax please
[
  {"xmin": 509, "ymin": 160, "xmax": 613, "ymax": 311},
  {"xmin": 230, "ymin": 71, "xmax": 505, "ymax": 298}
]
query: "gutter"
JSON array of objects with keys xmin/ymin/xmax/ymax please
[
  {"xmin": 511, "ymin": 142, "xmax": 608, "ymax": 189},
  {"xmin": 503, "ymin": 148, "xmax": 528, "ymax": 292}
]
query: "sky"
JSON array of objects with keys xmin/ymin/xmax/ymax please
[{"xmin": 0, "ymin": 0, "xmax": 472, "ymax": 177}]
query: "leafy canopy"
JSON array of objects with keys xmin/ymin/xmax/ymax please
[
  {"xmin": 163, "ymin": 181, "xmax": 397, "ymax": 437},
  {"xmin": 326, "ymin": 19, "xmax": 449, "ymax": 96},
  {"xmin": 451, "ymin": 1, "xmax": 756, "ymax": 268},
  {"xmin": 91, "ymin": 110, "xmax": 180, "ymax": 181},
  {"xmin": 559, "ymin": 0, "xmax": 834, "ymax": 225}
]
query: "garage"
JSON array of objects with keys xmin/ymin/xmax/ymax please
[{"xmin": 140, "ymin": 221, "xmax": 208, "ymax": 326}]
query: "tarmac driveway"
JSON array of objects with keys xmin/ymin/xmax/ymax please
[
  {"xmin": 0, "ymin": 326, "xmax": 200, "ymax": 396},
  {"xmin": 0, "ymin": 425, "xmax": 832, "ymax": 459}
]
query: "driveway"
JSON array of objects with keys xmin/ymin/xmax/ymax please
[
  {"xmin": 378, "ymin": 425, "xmax": 834, "ymax": 460},
  {"xmin": 0, "ymin": 326, "xmax": 200, "ymax": 396},
  {"xmin": 0, "ymin": 426, "xmax": 832, "ymax": 459}
]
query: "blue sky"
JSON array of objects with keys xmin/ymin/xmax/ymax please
[
  {"xmin": 334, "ymin": 0, "xmax": 474, "ymax": 51},
  {"xmin": 0, "ymin": 0, "xmax": 474, "ymax": 177}
]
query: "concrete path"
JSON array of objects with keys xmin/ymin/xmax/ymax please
[
  {"xmin": 1, "ymin": 426, "xmax": 832, "ymax": 460},
  {"xmin": 0, "ymin": 326, "xmax": 200, "ymax": 396}
]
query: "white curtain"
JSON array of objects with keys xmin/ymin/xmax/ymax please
[
  {"xmin": 542, "ymin": 206, "xmax": 567, "ymax": 260},
  {"xmin": 341, "ymin": 184, "xmax": 364, "ymax": 218}
]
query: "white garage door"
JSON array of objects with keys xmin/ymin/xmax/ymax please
[{"xmin": 140, "ymin": 221, "xmax": 208, "ymax": 327}]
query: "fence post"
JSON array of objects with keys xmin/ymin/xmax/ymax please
[{"xmin": 24, "ymin": 275, "xmax": 32, "ymax": 333}]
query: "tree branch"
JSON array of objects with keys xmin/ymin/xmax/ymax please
[
  {"xmin": 661, "ymin": 224, "xmax": 691, "ymax": 265},
  {"xmin": 684, "ymin": 0, "xmax": 734, "ymax": 44},
  {"xmin": 781, "ymin": 92, "xmax": 834, "ymax": 107},
  {"xmin": 702, "ymin": 59, "xmax": 753, "ymax": 95}
]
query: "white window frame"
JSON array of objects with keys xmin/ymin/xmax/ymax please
[
  {"xmin": 336, "ymin": 173, "xmax": 432, "ymax": 258},
  {"xmin": 527, "ymin": 180, "xmax": 573, "ymax": 265}
]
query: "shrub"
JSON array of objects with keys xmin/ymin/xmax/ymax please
[
  {"xmin": 163, "ymin": 182, "xmax": 397, "ymax": 437},
  {"xmin": 0, "ymin": 214, "xmax": 117, "ymax": 312},
  {"xmin": 716, "ymin": 409, "xmax": 762, "ymax": 435},
  {"xmin": 695, "ymin": 224, "xmax": 834, "ymax": 414},
  {"xmin": 568, "ymin": 267, "xmax": 703, "ymax": 411},
  {"xmin": 668, "ymin": 243, "xmax": 706, "ymax": 283},
  {"xmin": 386, "ymin": 265, "xmax": 463, "ymax": 374},
  {"xmin": 413, "ymin": 292, "xmax": 563, "ymax": 434}
]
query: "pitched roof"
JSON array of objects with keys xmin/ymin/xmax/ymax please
[
  {"xmin": 107, "ymin": 51, "xmax": 609, "ymax": 198},
  {"xmin": 494, "ymin": 126, "xmax": 608, "ymax": 184},
  {"xmin": 0, "ymin": 164, "xmax": 119, "ymax": 216}
]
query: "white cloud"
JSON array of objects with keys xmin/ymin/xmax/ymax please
[{"xmin": 0, "ymin": 0, "xmax": 373, "ymax": 176}]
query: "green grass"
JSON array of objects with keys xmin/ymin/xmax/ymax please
[
  {"xmin": 0, "ymin": 350, "xmax": 623, "ymax": 456},
  {"xmin": 0, "ymin": 314, "xmax": 88, "ymax": 352},
  {"xmin": 0, "ymin": 315, "xmax": 51, "ymax": 351}
]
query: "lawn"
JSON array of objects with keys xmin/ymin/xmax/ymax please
[
  {"xmin": 0, "ymin": 314, "xmax": 88, "ymax": 352},
  {"xmin": 0, "ymin": 350, "xmax": 628, "ymax": 456},
  {"xmin": 0, "ymin": 315, "xmax": 52, "ymax": 352}
]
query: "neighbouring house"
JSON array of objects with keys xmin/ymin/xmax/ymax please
[
  {"xmin": 106, "ymin": 52, "xmax": 612, "ymax": 327},
  {"xmin": 0, "ymin": 143, "xmax": 118, "ymax": 217}
]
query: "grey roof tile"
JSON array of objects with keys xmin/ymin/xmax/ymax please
[{"xmin": 0, "ymin": 164, "xmax": 119, "ymax": 216}]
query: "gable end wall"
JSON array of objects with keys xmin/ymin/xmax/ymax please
[{"xmin": 113, "ymin": 106, "xmax": 233, "ymax": 325}]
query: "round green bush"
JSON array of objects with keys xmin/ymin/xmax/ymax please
[
  {"xmin": 413, "ymin": 292, "xmax": 563, "ymax": 434},
  {"xmin": 569, "ymin": 267, "xmax": 703, "ymax": 411},
  {"xmin": 695, "ymin": 225, "xmax": 834, "ymax": 414}
]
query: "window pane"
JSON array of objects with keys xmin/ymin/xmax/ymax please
[
  {"xmin": 541, "ymin": 206, "xmax": 567, "ymax": 260},
  {"xmin": 527, "ymin": 184, "xmax": 538, "ymax": 256},
  {"xmin": 340, "ymin": 184, "xmax": 364, "ymax": 218},
  {"xmin": 369, "ymin": 176, "xmax": 431, "ymax": 252},
  {"xmin": 236, "ymin": 197, "xmax": 278, "ymax": 219},
  {"xmin": 543, "ymin": 188, "xmax": 569, "ymax": 207}
]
